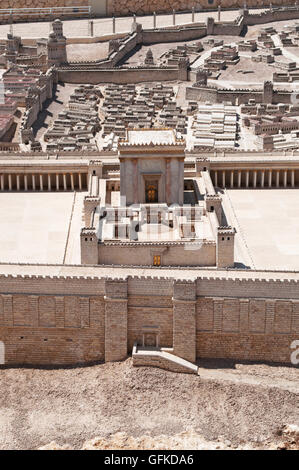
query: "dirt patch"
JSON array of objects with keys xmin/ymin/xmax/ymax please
[{"xmin": 0, "ymin": 358, "xmax": 298, "ymax": 450}]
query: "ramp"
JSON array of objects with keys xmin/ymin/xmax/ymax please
[{"xmin": 132, "ymin": 343, "xmax": 198, "ymax": 375}]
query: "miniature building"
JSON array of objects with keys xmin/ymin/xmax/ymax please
[
  {"xmin": 80, "ymin": 129, "xmax": 235, "ymax": 269},
  {"xmin": 47, "ymin": 19, "xmax": 67, "ymax": 66}
]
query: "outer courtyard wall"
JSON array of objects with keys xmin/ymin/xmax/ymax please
[
  {"xmin": 0, "ymin": 272, "xmax": 298, "ymax": 365},
  {"xmin": 98, "ymin": 244, "xmax": 217, "ymax": 267},
  {"xmin": 57, "ymin": 66, "xmax": 181, "ymax": 84}
]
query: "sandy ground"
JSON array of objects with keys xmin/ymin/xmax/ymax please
[
  {"xmin": 66, "ymin": 42, "xmax": 109, "ymax": 62},
  {"xmin": 0, "ymin": 358, "xmax": 297, "ymax": 450}
]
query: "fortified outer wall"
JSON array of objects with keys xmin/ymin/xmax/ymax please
[
  {"xmin": 0, "ymin": 270, "xmax": 298, "ymax": 366},
  {"xmin": 107, "ymin": 1, "xmax": 296, "ymax": 16},
  {"xmin": 58, "ymin": 66, "xmax": 183, "ymax": 84}
]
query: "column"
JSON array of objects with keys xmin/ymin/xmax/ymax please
[
  {"xmin": 283, "ymin": 170, "xmax": 287, "ymax": 188},
  {"xmin": 104, "ymin": 280, "xmax": 128, "ymax": 362},
  {"xmin": 238, "ymin": 170, "xmax": 241, "ymax": 188},
  {"xmin": 268, "ymin": 170, "xmax": 272, "ymax": 188},
  {"xmin": 48, "ymin": 174, "xmax": 51, "ymax": 191},
  {"xmin": 70, "ymin": 173, "xmax": 74, "ymax": 191},
  {"xmin": 245, "ymin": 170, "xmax": 249, "ymax": 188},
  {"xmin": 56, "ymin": 174, "xmax": 59, "ymax": 191},
  {"xmin": 214, "ymin": 170, "xmax": 218, "ymax": 187},
  {"xmin": 133, "ymin": 159, "xmax": 138, "ymax": 204},
  {"xmin": 39, "ymin": 174, "xmax": 43, "ymax": 191},
  {"xmin": 291, "ymin": 170, "xmax": 295, "ymax": 188},
  {"xmin": 63, "ymin": 174, "xmax": 67, "ymax": 191},
  {"xmin": 173, "ymin": 281, "xmax": 196, "ymax": 363},
  {"xmin": 230, "ymin": 171, "xmax": 234, "ymax": 188},
  {"xmin": 166, "ymin": 158, "xmax": 171, "ymax": 204},
  {"xmin": 261, "ymin": 170, "xmax": 265, "ymax": 188},
  {"xmin": 222, "ymin": 170, "xmax": 226, "ymax": 188},
  {"xmin": 8, "ymin": 174, "xmax": 12, "ymax": 191},
  {"xmin": 78, "ymin": 173, "xmax": 82, "ymax": 191},
  {"xmin": 24, "ymin": 174, "xmax": 28, "ymax": 191},
  {"xmin": 112, "ymin": 16, "xmax": 116, "ymax": 34},
  {"xmin": 173, "ymin": 9, "xmax": 176, "ymax": 26},
  {"xmin": 0, "ymin": 174, "xmax": 4, "ymax": 191},
  {"xmin": 192, "ymin": 6, "xmax": 195, "ymax": 23},
  {"xmin": 218, "ymin": 5, "xmax": 221, "ymax": 21},
  {"xmin": 276, "ymin": 170, "xmax": 280, "ymax": 188},
  {"xmin": 253, "ymin": 170, "xmax": 257, "ymax": 188},
  {"xmin": 153, "ymin": 11, "xmax": 156, "ymax": 28},
  {"xmin": 32, "ymin": 174, "xmax": 36, "ymax": 191},
  {"xmin": 16, "ymin": 175, "xmax": 20, "ymax": 191}
]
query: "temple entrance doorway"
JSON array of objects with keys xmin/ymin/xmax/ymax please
[{"xmin": 145, "ymin": 181, "xmax": 158, "ymax": 203}]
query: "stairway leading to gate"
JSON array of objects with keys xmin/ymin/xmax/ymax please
[{"xmin": 132, "ymin": 343, "xmax": 198, "ymax": 375}]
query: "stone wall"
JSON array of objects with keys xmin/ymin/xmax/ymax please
[
  {"xmin": 0, "ymin": 271, "xmax": 298, "ymax": 366},
  {"xmin": 0, "ymin": 0, "xmax": 87, "ymax": 10},
  {"xmin": 106, "ymin": 0, "xmax": 296, "ymax": 16}
]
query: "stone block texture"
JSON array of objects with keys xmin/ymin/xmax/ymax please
[{"xmin": 0, "ymin": 274, "xmax": 298, "ymax": 366}]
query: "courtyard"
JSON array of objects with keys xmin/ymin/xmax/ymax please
[
  {"xmin": 226, "ymin": 188, "xmax": 299, "ymax": 270},
  {"xmin": 0, "ymin": 191, "xmax": 85, "ymax": 264}
]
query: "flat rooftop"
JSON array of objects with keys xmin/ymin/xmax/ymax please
[
  {"xmin": 226, "ymin": 189, "xmax": 299, "ymax": 271},
  {"xmin": 127, "ymin": 128, "xmax": 176, "ymax": 145}
]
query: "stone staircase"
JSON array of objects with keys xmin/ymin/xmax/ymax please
[{"xmin": 132, "ymin": 343, "xmax": 198, "ymax": 375}]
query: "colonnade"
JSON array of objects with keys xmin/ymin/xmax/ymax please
[
  {"xmin": 212, "ymin": 169, "xmax": 297, "ymax": 189},
  {"xmin": 0, "ymin": 172, "xmax": 88, "ymax": 191}
]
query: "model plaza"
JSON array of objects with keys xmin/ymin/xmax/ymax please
[{"xmin": 0, "ymin": 4, "xmax": 298, "ymax": 369}]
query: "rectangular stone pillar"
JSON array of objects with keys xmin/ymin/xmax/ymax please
[
  {"xmin": 80, "ymin": 297, "xmax": 90, "ymax": 328},
  {"xmin": 173, "ymin": 281, "xmax": 196, "ymax": 363},
  {"xmin": 213, "ymin": 298, "xmax": 223, "ymax": 332},
  {"xmin": 239, "ymin": 299, "xmax": 249, "ymax": 333},
  {"xmin": 3, "ymin": 295, "xmax": 13, "ymax": 326},
  {"xmin": 55, "ymin": 296, "xmax": 65, "ymax": 328},
  {"xmin": 265, "ymin": 300, "xmax": 275, "ymax": 334},
  {"xmin": 29, "ymin": 295, "xmax": 39, "ymax": 327},
  {"xmin": 104, "ymin": 279, "xmax": 128, "ymax": 362}
]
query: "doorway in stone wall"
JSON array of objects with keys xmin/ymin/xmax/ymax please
[
  {"xmin": 145, "ymin": 181, "xmax": 158, "ymax": 203},
  {"xmin": 142, "ymin": 326, "xmax": 159, "ymax": 348}
]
